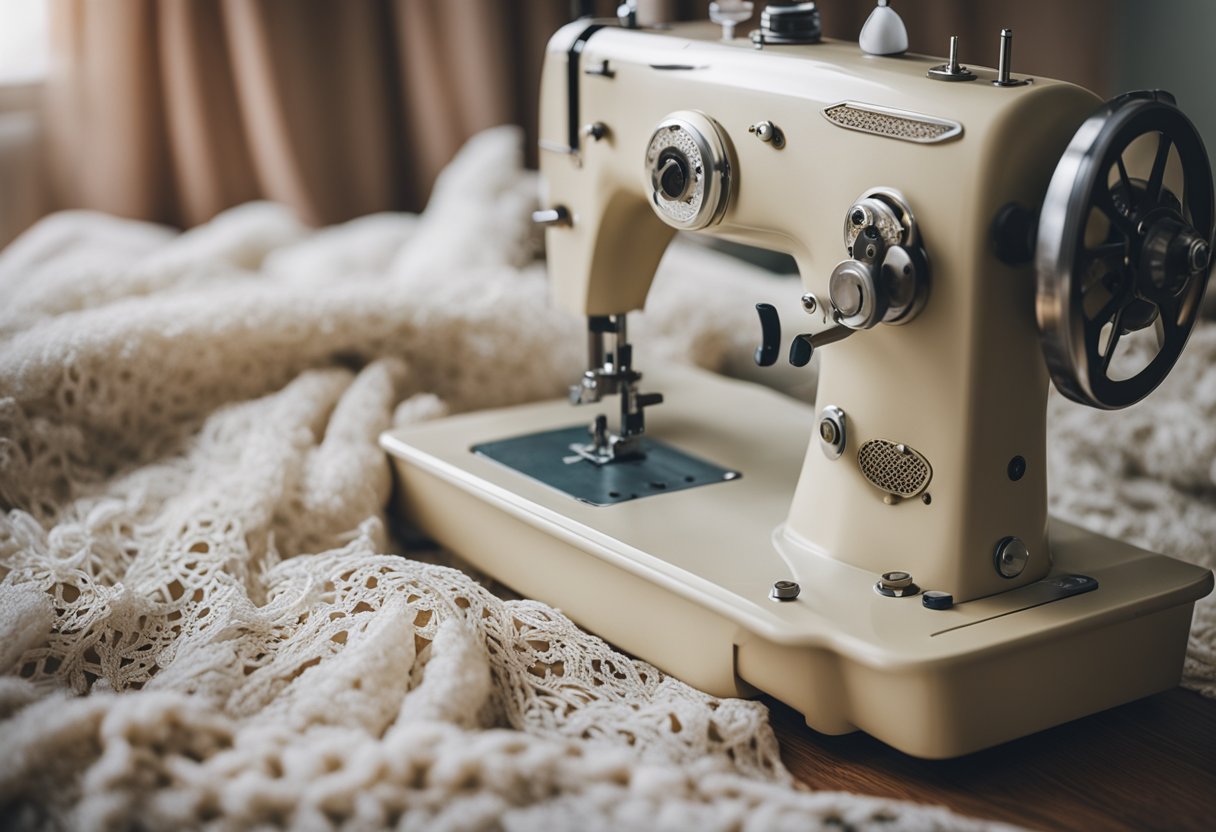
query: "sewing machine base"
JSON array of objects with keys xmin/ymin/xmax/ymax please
[{"xmin": 381, "ymin": 365, "xmax": 1212, "ymax": 758}]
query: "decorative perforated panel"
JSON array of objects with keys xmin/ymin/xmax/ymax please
[
  {"xmin": 823, "ymin": 102, "xmax": 962, "ymax": 144},
  {"xmin": 857, "ymin": 439, "xmax": 932, "ymax": 497}
]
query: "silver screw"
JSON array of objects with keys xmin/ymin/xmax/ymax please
[
  {"xmin": 801, "ymin": 293, "xmax": 819, "ymax": 314},
  {"xmin": 874, "ymin": 570, "xmax": 919, "ymax": 597},
  {"xmin": 994, "ymin": 536, "xmax": 1030, "ymax": 578},
  {"xmin": 881, "ymin": 571, "xmax": 913, "ymax": 590},
  {"xmin": 819, "ymin": 419, "xmax": 838, "ymax": 444},
  {"xmin": 771, "ymin": 580, "xmax": 801, "ymax": 601}
]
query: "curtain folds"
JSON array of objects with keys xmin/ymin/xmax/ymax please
[
  {"xmin": 44, "ymin": 0, "xmax": 1109, "ymax": 229},
  {"xmin": 46, "ymin": 0, "xmax": 569, "ymax": 227}
]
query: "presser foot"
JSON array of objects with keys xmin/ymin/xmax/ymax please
[
  {"xmin": 569, "ymin": 413, "xmax": 645, "ymax": 466},
  {"xmin": 381, "ymin": 365, "xmax": 1212, "ymax": 758}
]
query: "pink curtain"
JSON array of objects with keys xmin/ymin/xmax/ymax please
[{"xmin": 45, "ymin": 0, "xmax": 570, "ymax": 226}]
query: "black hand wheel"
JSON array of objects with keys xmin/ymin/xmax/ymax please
[{"xmin": 1036, "ymin": 91, "xmax": 1214, "ymax": 409}]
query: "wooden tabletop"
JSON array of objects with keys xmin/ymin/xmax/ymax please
[{"xmin": 769, "ymin": 687, "xmax": 1216, "ymax": 832}]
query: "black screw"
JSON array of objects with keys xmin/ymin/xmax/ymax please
[
  {"xmin": 1007, "ymin": 455, "xmax": 1026, "ymax": 481},
  {"xmin": 851, "ymin": 209, "xmax": 866, "ymax": 226},
  {"xmin": 771, "ymin": 580, "xmax": 801, "ymax": 601}
]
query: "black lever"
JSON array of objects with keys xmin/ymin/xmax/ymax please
[
  {"xmin": 754, "ymin": 303, "xmax": 781, "ymax": 366},
  {"xmin": 788, "ymin": 324, "xmax": 855, "ymax": 367}
]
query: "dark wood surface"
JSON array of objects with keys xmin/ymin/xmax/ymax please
[{"xmin": 769, "ymin": 687, "xmax": 1216, "ymax": 831}]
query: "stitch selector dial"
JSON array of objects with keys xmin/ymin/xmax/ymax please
[{"xmin": 645, "ymin": 111, "xmax": 732, "ymax": 230}]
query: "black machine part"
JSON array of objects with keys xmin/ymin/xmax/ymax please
[{"xmin": 1036, "ymin": 90, "xmax": 1214, "ymax": 410}]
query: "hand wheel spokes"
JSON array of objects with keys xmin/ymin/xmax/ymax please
[{"xmin": 1036, "ymin": 91, "xmax": 1214, "ymax": 409}]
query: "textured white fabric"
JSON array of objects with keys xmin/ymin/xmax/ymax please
[
  {"xmin": 1048, "ymin": 325, "xmax": 1216, "ymax": 697},
  {"xmin": 0, "ymin": 125, "xmax": 1210, "ymax": 830}
]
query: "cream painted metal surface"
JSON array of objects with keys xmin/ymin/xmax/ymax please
[
  {"xmin": 381, "ymin": 18, "xmax": 1214, "ymax": 757},
  {"xmin": 382, "ymin": 365, "xmax": 1211, "ymax": 758},
  {"xmin": 539, "ymin": 21, "xmax": 1102, "ymax": 602}
]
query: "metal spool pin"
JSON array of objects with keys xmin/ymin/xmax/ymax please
[{"xmin": 1036, "ymin": 91, "xmax": 1215, "ymax": 410}]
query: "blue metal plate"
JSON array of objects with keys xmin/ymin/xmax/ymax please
[{"xmin": 472, "ymin": 425, "xmax": 740, "ymax": 506}]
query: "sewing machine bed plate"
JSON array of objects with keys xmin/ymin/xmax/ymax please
[{"xmin": 381, "ymin": 365, "xmax": 1212, "ymax": 757}]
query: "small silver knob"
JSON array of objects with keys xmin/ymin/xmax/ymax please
[
  {"xmin": 994, "ymin": 536, "xmax": 1030, "ymax": 578},
  {"xmin": 532, "ymin": 207, "xmax": 571, "ymax": 227},
  {"xmin": 818, "ymin": 405, "xmax": 847, "ymax": 460},
  {"xmin": 748, "ymin": 121, "xmax": 785, "ymax": 149},
  {"xmin": 874, "ymin": 570, "xmax": 920, "ymax": 597},
  {"xmin": 881, "ymin": 571, "xmax": 913, "ymax": 590}
]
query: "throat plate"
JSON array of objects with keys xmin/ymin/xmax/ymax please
[{"xmin": 473, "ymin": 425, "xmax": 739, "ymax": 506}]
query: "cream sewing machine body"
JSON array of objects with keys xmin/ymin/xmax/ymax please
[{"xmin": 384, "ymin": 4, "xmax": 1214, "ymax": 757}]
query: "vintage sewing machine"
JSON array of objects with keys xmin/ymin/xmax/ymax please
[{"xmin": 382, "ymin": 1, "xmax": 1214, "ymax": 757}]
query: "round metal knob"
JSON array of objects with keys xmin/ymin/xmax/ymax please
[
  {"xmin": 644, "ymin": 112, "xmax": 732, "ymax": 230},
  {"xmin": 829, "ymin": 260, "xmax": 882, "ymax": 329},
  {"xmin": 881, "ymin": 571, "xmax": 913, "ymax": 589},
  {"xmin": 874, "ymin": 570, "xmax": 920, "ymax": 597},
  {"xmin": 657, "ymin": 151, "xmax": 690, "ymax": 201},
  {"xmin": 994, "ymin": 536, "xmax": 1030, "ymax": 579}
]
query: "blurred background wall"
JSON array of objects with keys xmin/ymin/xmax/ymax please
[
  {"xmin": 1, "ymin": 0, "xmax": 1213, "ymax": 245},
  {"xmin": 1112, "ymin": 0, "xmax": 1216, "ymax": 173}
]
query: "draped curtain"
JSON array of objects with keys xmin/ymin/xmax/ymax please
[
  {"xmin": 43, "ymin": 0, "xmax": 1110, "ymax": 229},
  {"xmin": 45, "ymin": 0, "xmax": 572, "ymax": 227}
]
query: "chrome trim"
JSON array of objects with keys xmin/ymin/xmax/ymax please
[
  {"xmin": 821, "ymin": 101, "xmax": 962, "ymax": 144},
  {"xmin": 644, "ymin": 111, "xmax": 732, "ymax": 230}
]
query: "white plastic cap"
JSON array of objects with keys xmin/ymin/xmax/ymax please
[{"xmin": 859, "ymin": 0, "xmax": 909, "ymax": 56}]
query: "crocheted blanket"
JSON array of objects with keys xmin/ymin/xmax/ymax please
[{"xmin": 1, "ymin": 127, "xmax": 1212, "ymax": 831}]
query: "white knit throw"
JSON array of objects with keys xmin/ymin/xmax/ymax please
[{"xmin": 1, "ymin": 127, "xmax": 1211, "ymax": 831}]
